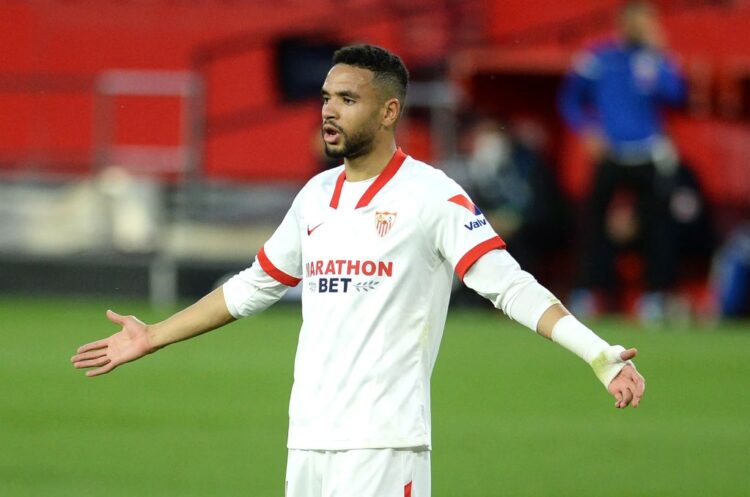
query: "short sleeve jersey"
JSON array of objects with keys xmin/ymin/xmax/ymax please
[{"xmin": 257, "ymin": 148, "xmax": 504, "ymax": 450}]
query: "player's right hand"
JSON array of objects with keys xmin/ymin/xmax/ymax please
[
  {"xmin": 71, "ymin": 310, "xmax": 156, "ymax": 377},
  {"xmin": 605, "ymin": 348, "xmax": 645, "ymax": 409}
]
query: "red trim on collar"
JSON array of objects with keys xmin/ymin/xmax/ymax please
[
  {"xmin": 328, "ymin": 148, "xmax": 407, "ymax": 210},
  {"xmin": 329, "ymin": 170, "xmax": 346, "ymax": 209},
  {"xmin": 355, "ymin": 147, "xmax": 407, "ymax": 209}
]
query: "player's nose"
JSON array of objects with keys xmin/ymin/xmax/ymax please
[{"xmin": 322, "ymin": 101, "xmax": 338, "ymax": 121}]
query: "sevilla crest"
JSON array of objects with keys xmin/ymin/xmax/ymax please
[{"xmin": 375, "ymin": 211, "xmax": 397, "ymax": 237}]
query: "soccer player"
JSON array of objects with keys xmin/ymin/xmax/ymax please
[{"xmin": 72, "ymin": 44, "xmax": 645, "ymax": 497}]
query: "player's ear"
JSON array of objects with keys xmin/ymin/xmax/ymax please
[{"xmin": 381, "ymin": 98, "xmax": 401, "ymax": 128}]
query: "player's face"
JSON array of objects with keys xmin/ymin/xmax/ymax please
[{"xmin": 321, "ymin": 64, "xmax": 383, "ymax": 159}]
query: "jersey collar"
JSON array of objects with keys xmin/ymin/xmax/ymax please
[{"xmin": 329, "ymin": 147, "xmax": 407, "ymax": 210}]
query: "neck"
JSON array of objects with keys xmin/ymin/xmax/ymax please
[{"xmin": 343, "ymin": 137, "xmax": 397, "ymax": 182}]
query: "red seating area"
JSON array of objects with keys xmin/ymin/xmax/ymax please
[{"xmin": 1, "ymin": 0, "xmax": 749, "ymax": 208}]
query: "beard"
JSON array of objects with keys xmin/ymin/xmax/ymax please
[{"xmin": 323, "ymin": 123, "xmax": 377, "ymax": 160}]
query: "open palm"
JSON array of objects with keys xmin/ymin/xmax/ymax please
[{"xmin": 71, "ymin": 310, "xmax": 155, "ymax": 377}]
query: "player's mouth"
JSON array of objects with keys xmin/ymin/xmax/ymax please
[{"xmin": 322, "ymin": 123, "xmax": 342, "ymax": 145}]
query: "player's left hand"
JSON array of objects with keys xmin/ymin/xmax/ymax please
[{"xmin": 607, "ymin": 348, "xmax": 645, "ymax": 409}]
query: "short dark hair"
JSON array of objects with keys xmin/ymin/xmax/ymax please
[{"xmin": 332, "ymin": 44, "xmax": 409, "ymax": 106}]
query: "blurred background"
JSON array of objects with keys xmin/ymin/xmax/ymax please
[{"xmin": 1, "ymin": 0, "xmax": 749, "ymax": 320}]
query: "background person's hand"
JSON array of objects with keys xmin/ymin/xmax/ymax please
[
  {"xmin": 71, "ymin": 310, "xmax": 156, "ymax": 377},
  {"xmin": 607, "ymin": 349, "xmax": 646, "ymax": 408},
  {"xmin": 582, "ymin": 129, "xmax": 607, "ymax": 162}
]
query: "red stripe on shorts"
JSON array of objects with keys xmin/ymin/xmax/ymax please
[{"xmin": 404, "ymin": 481, "xmax": 412, "ymax": 497}]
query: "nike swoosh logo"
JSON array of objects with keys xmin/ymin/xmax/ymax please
[{"xmin": 307, "ymin": 222, "xmax": 324, "ymax": 236}]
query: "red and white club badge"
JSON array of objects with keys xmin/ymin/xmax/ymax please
[{"xmin": 375, "ymin": 211, "xmax": 397, "ymax": 237}]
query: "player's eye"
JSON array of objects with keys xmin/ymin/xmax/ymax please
[
  {"xmin": 322, "ymin": 96, "xmax": 330, "ymax": 104},
  {"xmin": 343, "ymin": 97, "xmax": 355, "ymax": 105}
]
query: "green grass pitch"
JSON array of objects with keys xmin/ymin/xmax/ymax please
[{"xmin": 1, "ymin": 296, "xmax": 749, "ymax": 496}]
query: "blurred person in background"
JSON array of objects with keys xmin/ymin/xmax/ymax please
[
  {"xmin": 466, "ymin": 118, "xmax": 568, "ymax": 276},
  {"xmin": 712, "ymin": 224, "xmax": 750, "ymax": 318},
  {"xmin": 558, "ymin": 0, "xmax": 688, "ymax": 322}
]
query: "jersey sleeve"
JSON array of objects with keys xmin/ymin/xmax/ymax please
[
  {"xmin": 422, "ymin": 178, "xmax": 506, "ymax": 280},
  {"xmin": 223, "ymin": 262, "xmax": 289, "ymax": 318},
  {"xmin": 464, "ymin": 249, "xmax": 560, "ymax": 331},
  {"xmin": 257, "ymin": 193, "xmax": 303, "ymax": 287}
]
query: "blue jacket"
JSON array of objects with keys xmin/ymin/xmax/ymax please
[{"xmin": 558, "ymin": 40, "xmax": 686, "ymax": 155}]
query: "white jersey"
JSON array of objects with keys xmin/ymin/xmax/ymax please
[{"xmin": 227, "ymin": 148, "xmax": 504, "ymax": 450}]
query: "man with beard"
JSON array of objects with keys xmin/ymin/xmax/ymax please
[{"xmin": 72, "ymin": 44, "xmax": 645, "ymax": 497}]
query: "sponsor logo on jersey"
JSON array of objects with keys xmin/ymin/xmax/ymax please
[
  {"xmin": 305, "ymin": 259, "xmax": 393, "ymax": 277},
  {"xmin": 307, "ymin": 222, "xmax": 324, "ymax": 236},
  {"xmin": 449, "ymin": 194, "xmax": 487, "ymax": 230},
  {"xmin": 375, "ymin": 211, "xmax": 397, "ymax": 237},
  {"xmin": 448, "ymin": 194, "xmax": 481, "ymax": 215},
  {"xmin": 464, "ymin": 218, "xmax": 488, "ymax": 230},
  {"xmin": 305, "ymin": 259, "xmax": 393, "ymax": 294}
]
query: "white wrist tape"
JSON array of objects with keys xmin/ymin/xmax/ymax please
[{"xmin": 551, "ymin": 315, "xmax": 631, "ymax": 388}]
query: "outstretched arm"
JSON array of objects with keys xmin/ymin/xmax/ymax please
[
  {"xmin": 72, "ymin": 245, "xmax": 295, "ymax": 378},
  {"xmin": 71, "ymin": 287, "xmax": 234, "ymax": 377},
  {"xmin": 464, "ymin": 250, "xmax": 645, "ymax": 409},
  {"xmin": 72, "ymin": 252, "xmax": 293, "ymax": 378}
]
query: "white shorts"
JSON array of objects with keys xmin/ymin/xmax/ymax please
[{"xmin": 285, "ymin": 448, "xmax": 430, "ymax": 497}]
